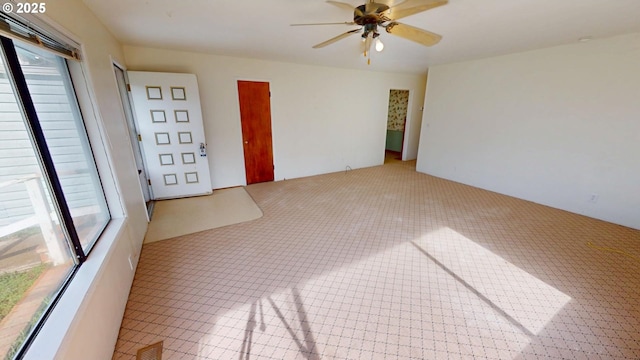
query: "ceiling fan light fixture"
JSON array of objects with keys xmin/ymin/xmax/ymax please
[{"xmin": 295, "ymin": 0, "xmax": 447, "ymax": 54}]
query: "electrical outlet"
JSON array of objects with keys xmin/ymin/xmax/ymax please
[{"xmin": 589, "ymin": 194, "xmax": 599, "ymax": 203}]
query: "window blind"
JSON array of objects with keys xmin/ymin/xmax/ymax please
[{"xmin": 0, "ymin": 11, "xmax": 81, "ymax": 60}]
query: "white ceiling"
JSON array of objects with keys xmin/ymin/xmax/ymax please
[{"xmin": 82, "ymin": 0, "xmax": 640, "ymax": 74}]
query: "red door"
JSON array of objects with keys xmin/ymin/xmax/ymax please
[{"xmin": 238, "ymin": 81, "xmax": 274, "ymax": 184}]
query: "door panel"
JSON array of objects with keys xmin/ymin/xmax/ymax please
[
  {"xmin": 238, "ymin": 81, "xmax": 274, "ymax": 184},
  {"xmin": 128, "ymin": 71, "xmax": 212, "ymax": 199}
]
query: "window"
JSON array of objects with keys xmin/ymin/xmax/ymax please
[{"xmin": 0, "ymin": 34, "xmax": 110, "ymax": 359}]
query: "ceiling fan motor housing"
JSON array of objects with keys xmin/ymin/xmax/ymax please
[{"xmin": 354, "ymin": 3, "xmax": 390, "ymax": 38}]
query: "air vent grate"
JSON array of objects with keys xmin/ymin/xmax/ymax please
[{"xmin": 136, "ymin": 341, "xmax": 163, "ymax": 360}]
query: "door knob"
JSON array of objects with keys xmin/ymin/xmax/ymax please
[{"xmin": 244, "ymin": 141, "xmax": 249, "ymax": 144}]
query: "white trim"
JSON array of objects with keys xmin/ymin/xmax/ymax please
[
  {"xmin": 67, "ymin": 56, "xmax": 126, "ymax": 219},
  {"xmin": 403, "ymin": 89, "xmax": 414, "ymax": 161},
  {"xmin": 111, "ymin": 58, "xmax": 151, "ymax": 222}
]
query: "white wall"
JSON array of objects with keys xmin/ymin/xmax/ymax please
[
  {"xmin": 123, "ymin": 46, "xmax": 427, "ymax": 188},
  {"xmin": 403, "ymin": 71, "xmax": 427, "ymax": 161},
  {"xmin": 417, "ymin": 33, "xmax": 640, "ymax": 230},
  {"xmin": 23, "ymin": 0, "xmax": 148, "ymax": 359}
]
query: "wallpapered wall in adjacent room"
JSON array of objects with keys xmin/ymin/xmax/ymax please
[{"xmin": 386, "ymin": 89, "xmax": 409, "ymax": 131}]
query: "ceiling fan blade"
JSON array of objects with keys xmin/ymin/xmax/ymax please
[
  {"xmin": 385, "ymin": 0, "xmax": 409, "ymax": 7},
  {"xmin": 365, "ymin": 0, "xmax": 375, "ymax": 13},
  {"xmin": 313, "ymin": 28, "xmax": 362, "ymax": 48},
  {"xmin": 385, "ymin": 22, "xmax": 442, "ymax": 46},
  {"xmin": 326, "ymin": 1, "xmax": 364, "ymax": 16},
  {"xmin": 291, "ymin": 22, "xmax": 356, "ymax": 26},
  {"xmin": 385, "ymin": 0, "xmax": 447, "ymax": 20},
  {"xmin": 365, "ymin": 0, "xmax": 387, "ymax": 14},
  {"xmin": 364, "ymin": 0, "xmax": 389, "ymax": 15},
  {"xmin": 389, "ymin": 0, "xmax": 445, "ymax": 10}
]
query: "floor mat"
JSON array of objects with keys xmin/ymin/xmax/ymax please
[{"xmin": 143, "ymin": 187, "xmax": 263, "ymax": 243}]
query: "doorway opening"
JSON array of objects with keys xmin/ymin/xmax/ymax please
[
  {"xmin": 385, "ymin": 89, "xmax": 410, "ymax": 163},
  {"xmin": 113, "ymin": 63, "xmax": 153, "ymax": 216}
]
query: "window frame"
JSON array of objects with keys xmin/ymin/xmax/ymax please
[{"xmin": 0, "ymin": 35, "xmax": 111, "ymax": 359}]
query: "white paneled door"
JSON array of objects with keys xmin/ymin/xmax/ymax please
[{"xmin": 128, "ymin": 71, "xmax": 212, "ymax": 199}]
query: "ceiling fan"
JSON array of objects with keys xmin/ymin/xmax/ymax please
[{"xmin": 292, "ymin": 0, "xmax": 447, "ymax": 62}]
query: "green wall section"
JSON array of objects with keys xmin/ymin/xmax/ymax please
[{"xmin": 385, "ymin": 130, "xmax": 403, "ymax": 152}]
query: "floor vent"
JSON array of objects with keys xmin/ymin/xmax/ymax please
[{"xmin": 136, "ymin": 341, "xmax": 163, "ymax": 360}]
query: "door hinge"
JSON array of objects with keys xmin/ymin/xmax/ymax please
[
  {"xmin": 126, "ymin": 83, "xmax": 131, "ymax": 92},
  {"xmin": 269, "ymin": 91, "xmax": 271, "ymax": 97},
  {"xmin": 137, "ymin": 134, "xmax": 142, "ymax": 141},
  {"xmin": 147, "ymin": 179, "xmax": 151, "ymax": 186}
]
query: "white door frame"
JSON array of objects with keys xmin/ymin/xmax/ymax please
[{"xmin": 112, "ymin": 61, "xmax": 153, "ymax": 205}]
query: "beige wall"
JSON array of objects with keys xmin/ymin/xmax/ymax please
[
  {"xmin": 417, "ymin": 32, "xmax": 640, "ymax": 229},
  {"xmin": 124, "ymin": 46, "xmax": 427, "ymax": 187},
  {"xmin": 23, "ymin": 0, "xmax": 148, "ymax": 358}
]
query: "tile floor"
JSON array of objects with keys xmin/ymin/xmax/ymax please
[{"xmin": 113, "ymin": 160, "xmax": 640, "ymax": 359}]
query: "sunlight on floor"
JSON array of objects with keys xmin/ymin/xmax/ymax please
[
  {"xmin": 196, "ymin": 242, "xmax": 427, "ymax": 358},
  {"xmin": 196, "ymin": 229, "xmax": 571, "ymax": 359},
  {"xmin": 413, "ymin": 227, "xmax": 572, "ymax": 335}
]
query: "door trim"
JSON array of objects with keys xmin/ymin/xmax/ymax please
[{"xmin": 112, "ymin": 61, "xmax": 152, "ymax": 219}]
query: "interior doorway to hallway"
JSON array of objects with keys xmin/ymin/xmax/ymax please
[{"xmin": 385, "ymin": 89, "xmax": 410, "ymax": 160}]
